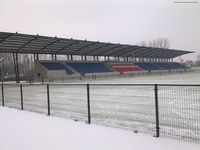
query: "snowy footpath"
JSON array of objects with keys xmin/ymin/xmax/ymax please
[{"xmin": 0, "ymin": 106, "xmax": 199, "ymax": 150}]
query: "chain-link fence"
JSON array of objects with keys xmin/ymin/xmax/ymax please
[
  {"xmin": 0, "ymin": 83, "xmax": 200, "ymax": 144},
  {"xmin": 158, "ymin": 85, "xmax": 200, "ymax": 143},
  {"xmin": 89, "ymin": 84, "xmax": 156, "ymax": 135},
  {"xmin": 49, "ymin": 84, "xmax": 88, "ymax": 121}
]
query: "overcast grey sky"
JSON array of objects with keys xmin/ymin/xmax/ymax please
[{"xmin": 0, "ymin": 0, "xmax": 199, "ymax": 60}]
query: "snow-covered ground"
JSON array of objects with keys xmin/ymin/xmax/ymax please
[
  {"xmin": 1, "ymin": 70, "xmax": 200, "ymax": 143},
  {"xmin": 0, "ymin": 106, "xmax": 200, "ymax": 150},
  {"xmin": 65, "ymin": 70, "xmax": 200, "ymax": 84}
]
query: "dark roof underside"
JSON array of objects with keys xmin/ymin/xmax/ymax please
[{"xmin": 0, "ymin": 32, "xmax": 193, "ymax": 58}]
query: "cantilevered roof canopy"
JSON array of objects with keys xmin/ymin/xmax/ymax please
[{"xmin": 0, "ymin": 32, "xmax": 193, "ymax": 58}]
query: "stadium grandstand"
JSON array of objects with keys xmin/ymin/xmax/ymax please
[{"xmin": 0, "ymin": 31, "xmax": 193, "ymax": 82}]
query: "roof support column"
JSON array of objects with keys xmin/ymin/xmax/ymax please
[
  {"xmin": 51, "ymin": 54, "xmax": 54, "ymax": 61},
  {"xmin": 33, "ymin": 54, "xmax": 36, "ymax": 61},
  {"xmin": 71, "ymin": 55, "xmax": 73, "ymax": 61},
  {"xmin": 33, "ymin": 54, "xmax": 39, "ymax": 61},
  {"xmin": 51, "ymin": 54, "xmax": 57, "ymax": 61},
  {"xmin": 51, "ymin": 54, "xmax": 57, "ymax": 60},
  {"xmin": 117, "ymin": 56, "xmax": 119, "ymax": 62},
  {"xmin": 13, "ymin": 53, "xmax": 20, "ymax": 83}
]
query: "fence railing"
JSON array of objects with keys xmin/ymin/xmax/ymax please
[{"xmin": 0, "ymin": 83, "xmax": 200, "ymax": 144}]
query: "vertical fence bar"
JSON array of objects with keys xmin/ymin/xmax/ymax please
[
  {"xmin": 47, "ymin": 84, "xmax": 50, "ymax": 116},
  {"xmin": 87, "ymin": 84, "xmax": 91, "ymax": 124},
  {"xmin": 20, "ymin": 84, "xmax": 23, "ymax": 110},
  {"xmin": 1, "ymin": 84, "xmax": 4, "ymax": 106},
  {"xmin": 154, "ymin": 84, "xmax": 160, "ymax": 137}
]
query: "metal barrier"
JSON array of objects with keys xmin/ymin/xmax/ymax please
[{"xmin": 0, "ymin": 83, "xmax": 200, "ymax": 144}]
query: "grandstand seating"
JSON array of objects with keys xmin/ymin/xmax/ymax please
[
  {"xmin": 40, "ymin": 62, "xmax": 74, "ymax": 75},
  {"xmin": 135, "ymin": 63, "xmax": 187, "ymax": 71},
  {"xmin": 135, "ymin": 63, "xmax": 165, "ymax": 71},
  {"xmin": 66, "ymin": 62, "xmax": 113, "ymax": 74},
  {"xmin": 39, "ymin": 61, "xmax": 187, "ymax": 77},
  {"xmin": 110, "ymin": 64, "xmax": 143, "ymax": 73},
  {"xmin": 157, "ymin": 63, "xmax": 187, "ymax": 70}
]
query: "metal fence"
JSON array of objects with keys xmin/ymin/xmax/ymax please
[{"xmin": 0, "ymin": 83, "xmax": 200, "ymax": 144}]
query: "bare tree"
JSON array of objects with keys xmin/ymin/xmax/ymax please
[
  {"xmin": 197, "ymin": 53, "xmax": 200, "ymax": 61},
  {"xmin": 178, "ymin": 56, "xmax": 184, "ymax": 63},
  {"xmin": 0, "ymin": 53, "xmax": 35, "ymax": 80},
  {"xmin": 137, "ymin": 38, "xmax": 170, "ymax": 49},
  {"xmin": 196, "ymin": 53, "xmax": 200, "ymax": 66}
]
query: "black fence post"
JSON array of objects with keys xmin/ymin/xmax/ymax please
[
  {"xmin": 47, "ymin": 84, "xmax": 50, "ymax": 116},
  {"xmin": 1, "ymin": 84, "xmax": 4, "ymax": 106},
  {"xmin": 20, "ymin": 84, "xmax": 23, "ymax": 110},
  {"xmin": 87, "ymin": 84, "xmax": 91, "ymax": 124},
  {"xmin": 154, "ymin": 84, "xmax": 160, "ymax": 137}
]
